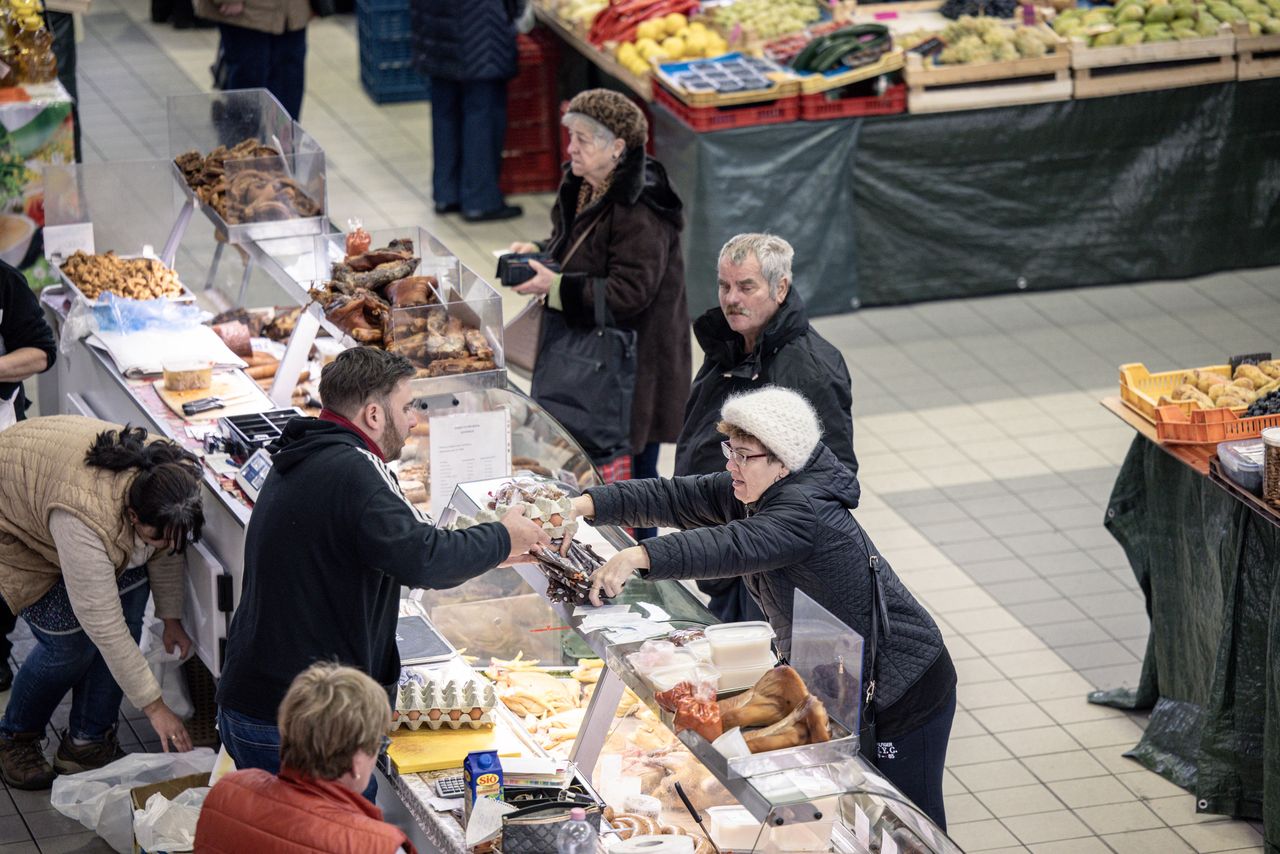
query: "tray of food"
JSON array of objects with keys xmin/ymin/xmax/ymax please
[
  {"xmin": 57, "ymin": 250, "xmax": 196, "ymax": 304},
  {"xmin": 653, "ymin": 52, "xmax": 800, "ymax": 106},
  {"xmin": 1119, "ymin": 361, "xmax": 1280, "ymax": 422}
]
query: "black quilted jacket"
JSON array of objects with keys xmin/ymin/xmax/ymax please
[
  {"xmin": 586, "ymin": 444, "xmax": 955, "ymax": 737},
  {"xmin": 410, "ymin": 0, "xmax": 517, "ymax": 82}
]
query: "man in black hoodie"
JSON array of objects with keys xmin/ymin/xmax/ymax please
[
  {"xmin": 216, "ymin": 348, "xmax": 547, "ymax": 796},
  {"xmin": 674, "ymin": 234, "xmax": 858, "ymax": 623}
]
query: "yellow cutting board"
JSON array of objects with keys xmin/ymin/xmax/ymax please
[
  {"xmin": 387, "ymin": 723, "xmax": 528, "ymax": 774},
  {"xmin": 152, "ymin": 371, "xmax": 271, "ymax": 422}
]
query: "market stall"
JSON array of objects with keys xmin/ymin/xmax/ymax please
[
  {"xmin": 1091, "ymin": 361, "xmax": 1280, "ymax": 852},
  {"xmin": 33, "ymin": 87, "xmax": 962, "ymax": 853},
  {"xmin": 532, "ymin": 0, "xmax": 1280, "ymax": 316}
]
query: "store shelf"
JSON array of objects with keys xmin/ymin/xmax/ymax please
[{"xmin": 531, "ymin": 7, "xmax": 653, "ymax": 100}]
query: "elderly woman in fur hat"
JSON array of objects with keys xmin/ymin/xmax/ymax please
[
  {"xmin": 563, "ymin": 386, "xmax": 957, "ymax": 830},
  {"xmin": 510, "ymin": 89, "xmax": 690, "ymax": 531}
]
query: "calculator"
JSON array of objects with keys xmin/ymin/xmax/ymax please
[{"xmin": 435, "ymin": 774, "xmax": 466, "ymax": 799}]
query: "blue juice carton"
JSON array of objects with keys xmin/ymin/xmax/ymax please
[{"xmin": 462, "ymin": 749, "xmax": 504, "ymax": 824}]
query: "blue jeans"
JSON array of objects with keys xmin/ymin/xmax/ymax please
[
  {"xmin": 0, "ymin": 581, "xmax": 149, "ymax": 742},
  {"xmin": 215, "ymin": 23, "xmax": 307, "ymax": 120},
  {"xmin": 874, "ymin": 691, "xmax": 956, "ymax": 831},
  {"xmin": 217, "ymin": 706, "xmax": 378, "ymax": 803},
  {"xmin": 429, "ymin": 77, "xmax": 508, "ymax": 214},
  {"xmin": 632, "ymin": 442, "xmax": 661, "ymax": 541}
]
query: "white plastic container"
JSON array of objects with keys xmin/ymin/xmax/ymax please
[
  {"xmin": 704, "ymin": 621, "xmax": 776, "ymax": 669},
  {"xmin": 683, "ymin": 637, "xmax": 712, "ymax": 662},
  {"xmin": 645, "ymin": 661, "xmax": 720, "ymax": 694},
  {"xmin": 707, "ymin": 803, "xmax": 836, "ymax": 853},
  {"xmin": 715, "ymin": 655, "xmax": 778, "ymax": 693}
]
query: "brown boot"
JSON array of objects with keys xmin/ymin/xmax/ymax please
[
  {"xmin": 0, "ymin": 732, "xmax": 55, "ymax": 790},
  {"xmin": 54, "ymin": 728, "xmax": 126, "ymax": 775}
]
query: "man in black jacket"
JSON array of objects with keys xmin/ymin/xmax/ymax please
[
  {"xmin": 0, "ymin": 260, "xmax": 56, "ymax": 690},
  {"xmin": 216, "ymin": 348, "xmax": 547, "ymax": 798},
  {"xmin": 674, "ymin": 233, "xmax": 857, "ymax": 623}
]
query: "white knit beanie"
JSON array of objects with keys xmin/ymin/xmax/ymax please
[{"xmin": 720, "ymin": 386, "xmax": 823, "ymax": 472}]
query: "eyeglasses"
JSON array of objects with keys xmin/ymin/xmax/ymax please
[{"xmin": 722, "ymin": 440, "xmax": 770, "ymax": 467}]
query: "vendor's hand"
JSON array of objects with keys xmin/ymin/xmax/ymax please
[
  {"xmin": 559, "ymin": 495, "xmax": 597, "ymax": 556},
  {"xmin": 501, "ymin": 506, "xmax": 551, "ymax": 561},
  {"xmin": 513, "ymin": 260, "xmax": 556, "ymax": 297},
  {"xmin": 588, "ymin": 546, "xmax": 650, "ymax": 606},
  {"xmin": 161, "ymin": 618, "xmax": 192, "ymax": 659},
  {"xmin": 509, "ymin": 241, "xmax": 539, "ymax": 254},
  {"xmin": 144, "ymin": 699, "xmax": 193, "ymax": 753},
  {"xmin": 218, "ymin": 1, "xmax": 244, "ymax": 13}
]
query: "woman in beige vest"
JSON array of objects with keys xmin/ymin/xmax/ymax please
[{"xmin": 0, "ymin": 416, "xmax": 204, "ymax": 789}]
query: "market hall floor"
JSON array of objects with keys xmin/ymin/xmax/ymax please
[{"xmin": 2, "ymin": 0, "xmax": 1272, "ymax": 851}]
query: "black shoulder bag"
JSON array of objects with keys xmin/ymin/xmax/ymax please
[
  {"xmin": 500, "ymin": 796, "xmax": 602, "ymax": 854},
  {"xmin": 860, "ymin": 554, "xmax": 891, "ymax": 765},
  {"xmin": 531, "ymin": 276, "xmax": 638, "ymax": 463}
]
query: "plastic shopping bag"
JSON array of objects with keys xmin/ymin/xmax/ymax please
[
  {"xmin": 51, "ymin": 748, "xmax": 216, "ymax": 854},
  {"xmin": 139, "ymin": 617, "xmax": 193, "ymax": 720},
  {"xmin": 133, "ymin": 786, "xmax": 209, "ymax": 853}
]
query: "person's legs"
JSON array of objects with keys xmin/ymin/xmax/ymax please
[
  {"xmin": 459, "ymin": 78, "xmax": 509, "ymax": 217},
  {"xmin": 429, "ymin": 77, "xmax": 463, "ymax": 211},
  {"xmin": 43, "ymin": 10, "xmax": 79, "ymax": 163},
  {"xmin": 0, "ymin": 606, "xmax": 16, "ymax": 692},
  {"xmin": 631, "ymin": 442, "xmax": 662, "ymax": 540},
  {"xmin": 216, "ymin": 706, "xmax": 282, "ymax": 774},
  {"xmin": 65, "ymin": 582, "xmax": 148, "ymax": 742},
  {"xmin": 215, "ymin": 23, "xmax": 271, "ymax": 93},
  {"xmin": 872, "ymin": 691, "xmax": 956, "ymax": 830},
  {"xmin": 266, "ymin": 27, "xmax": 307, "ymax": 121}
]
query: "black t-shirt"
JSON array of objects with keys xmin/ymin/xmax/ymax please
[{"xmin": 0, "ymin": 261, "xmax": 56, "ymax": 416}]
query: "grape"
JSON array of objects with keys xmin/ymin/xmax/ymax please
[{"xmin": 1245, "ymin": 390, "xmax": 1280, "ymax": 418}]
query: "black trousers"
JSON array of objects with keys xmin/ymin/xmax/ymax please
[
  {"xmin": 44, "ymin": 10, "xmax": 79, "ymax": 163},
  {"xmin": 215, "ymin": 23, "xmax": 306, "ymax": 120}
]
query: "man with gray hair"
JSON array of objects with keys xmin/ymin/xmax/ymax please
[{"xmin": 674, "ymin": 233, "xmax": 857, "ymax": 622}]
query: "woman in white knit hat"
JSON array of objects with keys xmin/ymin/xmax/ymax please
[{"xmin": 567, "ymin": 386, "xmax": 957, "ymax": 829}]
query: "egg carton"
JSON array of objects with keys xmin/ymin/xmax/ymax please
[
  {"xmin": 391, "ymin": 672, "xmax": 498, "ymax": 731},
  {"xmin": 451, "ymin": 495, "xmax": 578, "ymax": 540}
]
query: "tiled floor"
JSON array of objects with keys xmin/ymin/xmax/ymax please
[{"xmin": 6, "ymin": 1, "xmax": 1273, "ymax": 851}]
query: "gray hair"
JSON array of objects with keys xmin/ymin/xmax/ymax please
[
  {"xmin": 718, "ymin": 233, "xmax": 794, "ymax": 299},
  {"xmin": 562, "ymin": 112, "xmax": 617, "ymax": 149}
]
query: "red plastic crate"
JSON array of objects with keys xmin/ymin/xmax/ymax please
[
  {"xmin": 652, "ymin": 83, "xmax": 800, "ymax": 133},
  {"xmin": 505, "ymin": 118, "xmax": 557, "ymax": 156},
  {"xmin": 1155, "ymin": 405, "xmax": 1280, "ymax": 445},
  {"xmin": 799, "ymin": 82, "xmax": 906, "ymax": 121},
  {"xmin": 500, "ymin": 149, "xmax": 562, "ymax": 195}
]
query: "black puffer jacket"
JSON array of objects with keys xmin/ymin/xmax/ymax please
[
  {"xmin": 674, "ymin": 292, "xmax": 857, "ymax": 490},
  {"xmin": 586, "ymin": 444, "xmax": 955, "ymax": 738},
  {"xmin": 410, "ymin": 0, "xmax": 517, "ymax": 82}
]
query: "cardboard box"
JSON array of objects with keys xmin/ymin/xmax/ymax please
[{"xmin": 129, "ymin": 772, "xmax": 210, "ymax": 854}]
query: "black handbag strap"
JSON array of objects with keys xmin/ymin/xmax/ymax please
[
  {"xmin": 504, "ymin": 797, "xmax": 600, "ymax": 822},
  {"xmin": 865, "ymin": 554, "xmax": 891, "ymax": 720}
]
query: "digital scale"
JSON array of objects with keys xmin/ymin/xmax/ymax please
[{"xmin": 234, "ymin": 447, "xmax": 274, "ymax": 502}]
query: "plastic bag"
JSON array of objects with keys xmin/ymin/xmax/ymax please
[
  {"xmin": 133, "ymin": 786, "xmax": 209, "ymax": 852},
  {"xmin": 51, "ymin": 748, "xmax": 216, "ymax": 854},
  {"xmin": 58, "ymin": 291, "xmax": 204, "ymax": 355},
  {"xmin": 139, "ymin": 617, "xmax": 193, "ymax": 720}
]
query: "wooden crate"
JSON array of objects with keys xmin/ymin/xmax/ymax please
[
  {"xmin": 1070, "ymin": 27, "xmax": 1237, "ymax": 98},
  {"xmin": 904, "ymin": 37, "xmax": 1072, "ymax": 114},
  {"xmin": 1234, "ymin": 22, "xmax": 1280, "ymax": 81}
]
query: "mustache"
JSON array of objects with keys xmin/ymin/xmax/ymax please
[{"xmin": 724, "ymin": 307, "xmax": 750, "ymax": 317}]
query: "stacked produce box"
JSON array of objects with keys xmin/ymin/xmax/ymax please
[
  {"xmin": 500, "ymin": 31, "xmax": 564, "ymax": 195},
  {"xmin": 356, "ymin": 0, "xmax": 429, "ymax": 104}
]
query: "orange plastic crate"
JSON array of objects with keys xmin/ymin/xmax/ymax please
[
  {"xmin": 1118, "ymin": 362, "xmax": 1242, "ymax": 424},
  {"xmin": 1154, "ymin": 405, "xmax": 1280, "ymax": 445}
]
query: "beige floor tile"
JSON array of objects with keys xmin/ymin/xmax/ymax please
[
  {"xmin": 1038, "ymin": 696, "xmax": 1120, "ymax": 725},
  {"xmin": 1047, "ymin": 775, "xmax": 1135, "ymax": 808},
  {"xmin": 972, "ymin": 702, "xmax": 1057, "ymax": 733},
  {"xmin": 951, "ymin": 709, "xmax": 987, "ymax": 738},
  {"xmin": 1087, "ymin": 747, "xmax": 1148, "ymax": 776},
  {"xmin": 990, "ymin": 650, "xmax": 1074, "ymax": 679},
  {"xmin": 945, "ymin": 635, "xmax": 983, "ymax": 661},
  {"xmin": 948, "ymin": 607, "xmax": 1026, "ymax": 635},
  {"xmin": 905, "ymin": 565, "xmax": 978, "ymax": 591},
  {"xmin": 1102, "ymin": 827, "xmax": 1196, "ymax": 854},
  {"xmin": 946, "ymin": 792, "xmax": 995, "ymax": 824},
  {"xmin": 968, "ymin": 627, "xmax": 1048, "ymax": 657},
  {"xmin": 946, "ymin": 819, "xmax": 1022, "ymax": 852},
  {"xmin": 1145, "ymin": 795, "xmax": 1235, "ymax": 827},
  {"xmin": 1002, "ymin": 809, "xmax": 1094, "ymax": 845},
  {"xmin": 1173, "ymin": 821, "xmax": 1265, "ymax": 852},
  {"xmin": 955, "ymin": 656, "xmax": 1007, "ymax": 684},
  {"xmin": 975, "ymin": 783, "xmax": 1066, "ymax": 818},
  {"xmin": 952, "ymin": 760, "xmax": 1038, "ymax": 792},
  {"xmin": 995, "ymin": 726, "xmax": 1083, "ymax": 758},
  {"xmin": 1074, "ymin": 801, "xmax": 1164, "ymax": 835},
  {"xmin": 1064, "ymin": 716, "xmax": 1146, "ymax": 749},
  {"xmin": 926, "ymin": 585, "xmax": 1000, "ymax": 613},
  {"xmin": 943, "ymin": 768, "xmax": 967, "ymax": 796},
  {"xmin": 959, "ymin": 680, "xmax": 1031, "ymax": 711},
  {"xmin": 924, "ymin": 462, "xmax": 993, "ymax": 487},
  {"xmin": 947, "ymin": 734, "xmax": 1014, "ymax": 766},
  {"xmin": 1116, "ymin": 769, "xmax": 1194, "ymax": 800},
  {"xmin": 1029, "ymin": 839, "xmax": 1114, "ymax": 854},
  {"xmin": 1022, "ymin": 751, "xmax": 1110, "ymax": 783},
  {"xmin": 1014, "ymin": 672, "xmax": 1097, "ymax": 702}
]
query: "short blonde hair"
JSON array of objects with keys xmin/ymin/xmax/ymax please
[{"xmin": 278, "ymin": 663, "xmax": 390, "ymax": 781}]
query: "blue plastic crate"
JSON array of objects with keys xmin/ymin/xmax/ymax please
[
  {"xmin": 359, "ymin": 54, "xmax": 430, "ymax": 104},
  {"xmin": 359, "ymin": 32, "xmax": 414, "ymax": 65},
  {"xmin": 357, "ymin": 1, "xmax": 413, "ymax": 42}
]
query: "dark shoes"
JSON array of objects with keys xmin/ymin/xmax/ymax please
[
  {"xmin": 433, "ymin": 202, "xmax": 461, "ymax": 215},
  {"xmin": 0, "ymin": 732, "xmax": 54, "ymax": 790},
  {"xmin": 54, "ymin": 728, "xmax": 125, "ymax": 776},
  {"xmin": 464, "ymin": 204, "xmax": 523, "ymax": 223}
]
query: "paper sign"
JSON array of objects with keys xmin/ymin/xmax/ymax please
[
  {"xmin": 43, "ymin": 222, "xmax": 94, "ymax": 262},
  {"xmin": 853, "ymin": 806, "xmax": 871, "ymax": 847},
  {"xmin": 429, "ymin": 409, "xmax": 511, "ymax": 512}
]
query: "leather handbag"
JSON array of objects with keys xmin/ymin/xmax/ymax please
[
  {"xmin": 859, "ymin": 553, "xmax": 890, "ymax": 766},
  {"xmin": 500, "ymin": 797, "xmax": 602, "ymax": 854},
  {"xmin": 531, "ymin": 278, "xmax": 638, "ymax": 463},
  {"xmin": 502, "ymin": 211, "xmax": 605, "ymax": 376}
]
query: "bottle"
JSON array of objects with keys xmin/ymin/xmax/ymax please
[
  {"xmin": 555, "ymin": 807, "xmax": 595, "ymax": 854},
  {"xmin": 13, "ymin": 14, "xmax": 54, "ymax": 84}
]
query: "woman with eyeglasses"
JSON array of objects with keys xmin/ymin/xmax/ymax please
[{"xmin": 565, "ymin": 386, "xmax": 957, "ymax": 829}]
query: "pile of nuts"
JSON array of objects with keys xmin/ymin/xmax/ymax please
[{"xmin": 60, "ymin": 251, "xmax": 184, "ymax": 301}]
